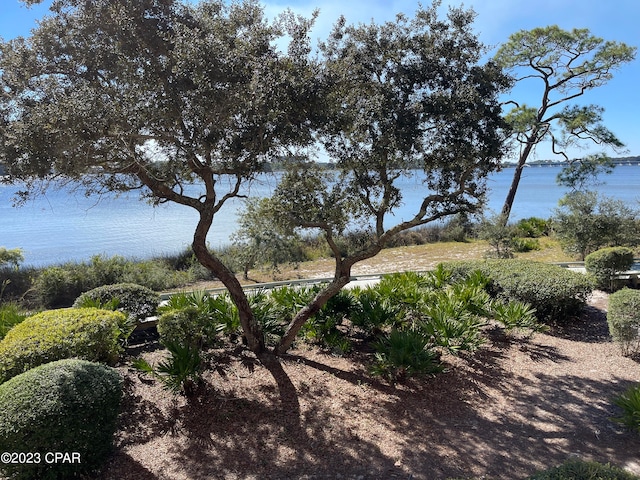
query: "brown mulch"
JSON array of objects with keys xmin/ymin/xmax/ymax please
[{"xmin": 96, "ymin": 291, "xmax": 640, "ymax": 480}]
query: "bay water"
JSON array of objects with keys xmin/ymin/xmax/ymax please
[{"xmin": 2, "ymin": 165, "xmax": 639, "ymax": 267}]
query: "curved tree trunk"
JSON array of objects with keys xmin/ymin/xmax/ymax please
[
  {"xmin": 275, "ymin": 269, "xmax": 352, "ymax": 355},
  {"xmin": 192, "ymin": 212, "xmax": 265, "ymax": 354}
]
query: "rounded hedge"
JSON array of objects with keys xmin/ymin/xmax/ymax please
[
  {"xmin": 442, "ymin": 259, "xmax": 594, "ymax": 323},
  {"xmin": 0, "ymin": 359, "xmax": 122, "ymax": 480},
  {"xmin": 73, "ymin": 282, "xmax": 160, "ymax": 322},
  {"xmin": 608, "ymin": 288, "xmax": 640, "ymax": 356},
  {"xmin": 0, "ymin": 308, "xmax": 125, "ymax": 383},
  {"xmin": 585, "ymin": 247, "xmax": 635, "ymax": 291}
]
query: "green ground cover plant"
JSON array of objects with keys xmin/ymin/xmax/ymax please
[{"xmin": 0, "ymin": 359, "xmax": 122, "ymax": 480}]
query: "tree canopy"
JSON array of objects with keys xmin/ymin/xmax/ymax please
[
  {"xmin": 494, "ymin": 25, "xmax": 636, "ymax": 221},
  {"xmin": 269, "ymin": 4, "xmax": 510, "ymax": 353},
  {"xmin": 1, "ymin": 0, "xmax": 510, "ymax": 354},
  {"xmin": 0, "ymin": 0, "xmax": 319, "ymax": 352}
]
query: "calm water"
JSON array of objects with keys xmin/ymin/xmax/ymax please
[{"xmin": 2, "ymin": 165, "xmax": 639, "ymax": 266}]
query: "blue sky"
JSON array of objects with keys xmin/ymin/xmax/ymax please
[{"xmin": 2, "ymin": 0, "xmax": 638, "ymax": 160}]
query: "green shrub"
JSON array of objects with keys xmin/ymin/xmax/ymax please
[
  {"xmin": 515, "ymin": 217, "xmax": 549, "ymax": 238},
  {"xmin": 350, "ymin": 287, "xmax": 402, "ymax": 334},
  {"xmin": 0, "ymin": 359, "xmax": 122, "ymax": 480},
  {"xmin": 607, "ymin": 288, "xmax": 640, "ymax": 356},
  {"xmin": 585, "ymin": 247, "xmax": 635, "ymax": 291},
  {"xmin": 376, "ymin": 271, "xmax": 431, "ymax": 313},
  {"xmin": 419, "ymin": 290, "xmax": 486, "ymax": 354},
  {"xmin": 612, "ymin": 383, "xmax": 640, "ymax": 434},
  {"xmin": 134, "ymin": 341, "xmax": 202, "ymax": 397},
  {"xmin": 0, "ymin": 308, "xmax": 125, "ymax": 383},
  {"xmin": 33, "ymin": 265, "xmax": 87, "ymax": 307},
  {"xmin": 442, "ymin": 260, "xmax": 594, "ymax": 323},
  {"xmin": 0, "ymin": 302, "xmax": 28, "ymax": 340},
  {"xmin": 491, "ymin": 300, "xmax": 544, "ymax": 336},
  {"xmin": 73, "ymin": 282, "xmax": 160, "ymax": 322},
  {"xmin": 32, "ymin": 255, "xmax": 193, "ymax": 308},
  {"xmin": 511, "ymin": 237, "xmax": 541, "ymax": 252},
  {"xmin": 527, "ymin": 458, "xmax": 639, "ymax": 479},
  {"xmin": 371, "ymin": 329, "xmax": 443, "ymax": 381},
  {"xmin": 157, "ymin": 306, "xmax": 222, "ymax": 350}
]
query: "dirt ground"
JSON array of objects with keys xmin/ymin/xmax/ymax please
[{"xmin": 95, "ymin": 290, "xmax": 640, "ymax": 480}]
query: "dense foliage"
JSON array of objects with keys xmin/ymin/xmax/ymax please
[
  {"xmin": 0, "ymin": 308, "xmax": 125, "ymax": 383},
  {"xmin": 442, "ymin": 260, "xmax": 594, "ymax": 323},
  {"xmin": 613, "ymin": 383, "xmax": 640, "ymax": 434},
  {"xmin": 585, "ymin": 247, "xmax": 635, "ymax": 291},
  {"xmin": 553, "ymin": 191, "xmax": 639, "ymax": 260},
  {"xmin": 73, "ymin": 282, "xmax": 160, "ymax": 322},
  {"xmin": 607, "ymin": 288, "xmax": 640, "ymax": 356},
  {"xmin": 0, "ymin": 0, "xmax": 511, "ymax": 354},
  {"xmin": 32, "ymin": 255, "xmax": 195, "ymax": 307},
  {"xmin": 0, "ymin": 303, "xmax": 27, "ymax": 340},
  {"xmin": 0, "ymin": 359, "xmax": 122, "ymax": 480}
]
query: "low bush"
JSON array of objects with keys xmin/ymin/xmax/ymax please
[
  {"xmin": 350, "ymin": 287, "xmax": 402, "ymax": 335},
  {"xmin": 0, "ymin": 302, "xmax": 28, "ymax": 341},
  {"xmin": 526, "ymin": 458, "xmax": 639, "ymax": 479},
  {"xmin": 157, "ymin": 306, "xmax": 222, "ymax": 350},
  {"xmin": 511, "ymin": 237, "xmax": 541, "ymax": 253},
  {"xmin": 419, "ymin": 290, "xmax": 487, "ymax": 354},
  {"xmin": 515, "ymin": 217, "xmax": 550, "ymax": 238},
  {"xmin": 612, "ymin": 383, "xmax": 640, "ymax": 434},
  {"xmin": 585, "ymin": 247, "xmax": 635, "ymax": 291},
  {"xmin": 371, "ymin": 329, "xmax": 443, "ymax": 381},
  {"xmin": 491, "ymin": 300, "xmax": 544, "ymax": 336},
  {"xmin": 0, "ymin": 308, "xmax": 124, "ymax": 383},
  {"xmin": 33, "ymin": 265, "xmax": 86, "ymax": 307},
  {"xmin": 134, "ymin": 341, "xmax": 202, "ymax": 397},
  {"xmin": 442, "ymin": 260, "xmax": 594, "ymax": 323},
  {"xmin": 0, "ymin": 359, "xmax": 122, "ymax": 480},
  {"xmin": 73, "ymin": 282, "xmax": 160, "ymax": 322},
  {"xmin": 607, "ymin": 288, "xmax": 640, "ymax": 356}
]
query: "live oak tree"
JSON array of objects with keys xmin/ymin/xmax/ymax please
[
  {"xmin": 1, "ymin": 0, "xmax": 510, "ymax": 356},
  {"xmin": 0, "ymin": 0, "xmax": 319, "ymax": 353},
  {"xmin": 495, "ymin": 26, "xmax": 636, "ymax": 222},
  {"xmin": 553, "ymin": 191, "xmax": 639, "ymax": 260},
  {"xmin": 271, "ymin": 3, "xmax": 510, "ymax": 354}
]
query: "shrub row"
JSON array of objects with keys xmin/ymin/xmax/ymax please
[
  {"xmin": 30, "ymin": 253, "xmax": 205, "ymax": 308},
  {"xmin": 442, "ymin": 259, "xmax": 594, "ymax": 323}
]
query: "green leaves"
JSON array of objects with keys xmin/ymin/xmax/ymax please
[{"xmin": 613, "ymin": 383, "xmax": 640, "ymax": 433}]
